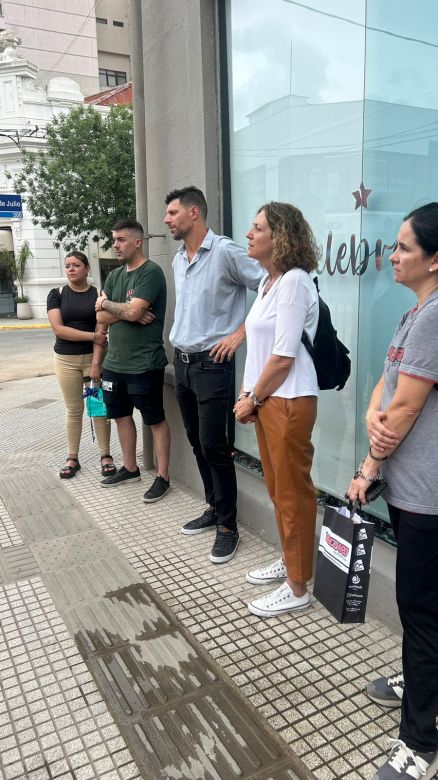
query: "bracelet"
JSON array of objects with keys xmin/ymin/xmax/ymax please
[
  {"xmin": 354, "ymin": 460, "xmax": 380, "ymax": 482},
  {"xmin": 369, "ymin": 446, "xmax": 388, "ymax": 462},
  {"xmin": 250, "ymin": 390, "xmax": 264, "ymax": 407}
]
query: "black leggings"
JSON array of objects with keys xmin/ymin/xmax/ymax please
[{"xmin": 388, "ymin": 503, "xmax": 438, "ymax": 753}]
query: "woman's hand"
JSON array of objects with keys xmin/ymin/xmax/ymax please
[
  {"xmin": 93, "ymin": 331, "xmax": 107, "ymax": 347},
  {"xmin": 95, "ymin": 292, "xmax": 108, "ymax": 312},
  {"xmin": 347, "ymin": 475, "xmax": 371, "ymax": 506},
  {"xmin": 233, "ymin": 396, "xmax": 257, "ymax": 424},
  {"xmin": 366, "ymin": 409, "xmax": 399, "ymax": 451},
  {"xmin": 90, "ymin": 362, "xmax": 101, "ymax": 381}
]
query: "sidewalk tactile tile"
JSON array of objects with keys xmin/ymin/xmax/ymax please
[
  {"xmin": 119, "ymin": 688, "xmax": 286, "ymax": 779},
  {"xmin": 0, "ymin": 577, "xmax": 144, "ymax": 780},
  {"xmin": 0, "ymin": 544, "xmax": 39, "ymax": 584}
]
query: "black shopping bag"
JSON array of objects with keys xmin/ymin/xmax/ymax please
[{"xmin": 313, "ymin": 504, "xmax": 375, "ymax": 623}]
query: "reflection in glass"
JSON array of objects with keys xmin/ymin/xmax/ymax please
[
  {"xmin": 227, "ymin": 0, "xmax": 365, "ymax": 499},
  {"xmin": 226, "ymin": 0, "xmax": 438, "ymax": 518}
]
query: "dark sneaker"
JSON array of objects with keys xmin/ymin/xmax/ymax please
[
  {"xmin": 101, "ymin": 466, "xmax": 141, "ymax": 487},
  {"xmin": 209, "ymin": 525, "xmax": 240, "ymax": 564},
  {"xmin": 366, "ymin": 673, "xmax": 404, "ymax": 708},
  {"xmin": 373, "ymin": 739, "xmax": 438, "ymax": 779},
  {"xmin": 181, "ymin": 507, "xmax": 218, "ymax": 535},
  {"xmin": 143, "ymin": 476, "xmax": 170, "ymax": 503}
]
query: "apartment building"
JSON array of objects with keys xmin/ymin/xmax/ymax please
[{"xmin": 0, "ymin": 0, "xmax": 130, "ymax": 96}]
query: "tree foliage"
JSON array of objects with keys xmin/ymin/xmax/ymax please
[{"xmin": 11, "ymin": 105, "xmax": 135, "ymax": 251}]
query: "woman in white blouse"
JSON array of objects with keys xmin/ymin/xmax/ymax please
[{"xmin": 234, "ymin": 202, "xmax": 319, "ymax": 618}]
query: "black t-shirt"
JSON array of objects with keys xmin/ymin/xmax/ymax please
[{"xmin": 47, "ymin": 285, "xmax": 98, "ymax": 355}]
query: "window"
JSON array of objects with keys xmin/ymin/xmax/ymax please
[
  {"xmin": 99, "ymin": 68, "xmax": 127, "ymax": 87},
  {"xmin": 225, "ymin": 0, "xmax": 438, "ymax": 520},
  {"xmin": 113, "ymin": 20, "xmax": 124, "ymax": 27},
  {"xmin": 96, "ymin": 17, "xmax": 107, "ymax": 24}
]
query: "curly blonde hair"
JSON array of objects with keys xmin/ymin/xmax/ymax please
[{"xmin": 258, "ymin": 202, "xmax": 319, "ymax": 274}]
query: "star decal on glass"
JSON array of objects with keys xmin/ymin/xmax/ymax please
[{"xmin": 352, "ymin": 182, "xmax": 372, "ymax": 210}]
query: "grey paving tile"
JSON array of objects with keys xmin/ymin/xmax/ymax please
[{"xmin": 0, "ymin": 381, "xmax": 406, "ymax": 780}]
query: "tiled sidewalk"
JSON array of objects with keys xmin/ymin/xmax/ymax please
[{"xmin": 0, "ymin": 375, "xmax": 405, "ymax": 779}]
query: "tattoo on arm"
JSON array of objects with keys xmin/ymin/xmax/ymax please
[
  {"xmin": 103, "ymin": 300, "xmax": 130, "ymax": 319},
  {"xmin": 102, "ymin": 299, "xmax": 148, "ymax": 322}
]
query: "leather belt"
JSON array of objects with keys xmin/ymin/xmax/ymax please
[{"xmin": 175, "ymin": 348, "xmax": 211, "ymax": 364}]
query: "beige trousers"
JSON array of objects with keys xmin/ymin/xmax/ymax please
[
  {"xmin": 54, "ymin": 353, "xmax": 111, "ymax": 457},
  {"xmin": 255, "ymin": 395, "xmax": 317, "ymax": 584}
]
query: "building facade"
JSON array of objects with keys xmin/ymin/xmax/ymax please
[
  {"xmin": 0, "ymin": 33, "xmax": 108, "ymax": 317},
  {"xmin": 132, "ymin": 1, "xmax": 438, "ymax": 528},
  {"xmin": 0, "ymin": 0, "xmax": 131, "ymax": 97},
  {"xmin": 96, "ymin": 0, "xmax": 131, "ymax": 89}
]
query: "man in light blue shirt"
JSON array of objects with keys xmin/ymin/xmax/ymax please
[{"xmin": 165, "ymin": 186, "xmax": 263, "ymax": 565}]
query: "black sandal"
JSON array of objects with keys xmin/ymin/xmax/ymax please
[
  {"xmin": 59, "ymin": 457, "xmax": 81, "ymax": 479},
  {"xmin": 101, "ymin": 454, "xmax": 117, "ymax": 477}
]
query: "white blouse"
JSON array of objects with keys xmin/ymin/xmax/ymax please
[{"xmin": 243, "ymin": 267, "xmax": 319, "ymax": 399}]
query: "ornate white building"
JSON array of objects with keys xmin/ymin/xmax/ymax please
[{"xmin": 0, "ymin": 31, "xmax": 107, "ymax": 317}]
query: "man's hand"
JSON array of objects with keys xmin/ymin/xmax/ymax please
[
  {"xmin": 138, "ymin": 309, "xmax": 156, "ymax": 325},
  {"xmin": 95, "ymin": 292, "xmax": 108, "ymax": 312},
  {"xmin": 210, "ymin": 325, "xmax": 245, "ymax": 363},
  {"xmin": 366, "ymin": 409, "xmax": 399, "ymax": 451}
]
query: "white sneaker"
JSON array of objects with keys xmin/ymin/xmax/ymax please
[
  {"xmin": 248, "ymin": 582, "xmax": 310, "ymax": 618},
  {"xmin": 373, "ymin": 739, "xmax": 438, "ymax": 779},
  {"xmin": 246, "ymin": 558, "xmax": 287, "ymax": 585}
]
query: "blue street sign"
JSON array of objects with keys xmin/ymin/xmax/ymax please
[{"xmin": 0, "ymin": 194, "xmax": 23, "ymax": 219}]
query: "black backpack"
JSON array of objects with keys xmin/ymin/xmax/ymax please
[{"xmin": 301, "ymin": 277, "xmax": 351, "ymax": 391}]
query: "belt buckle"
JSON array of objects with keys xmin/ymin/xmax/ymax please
[{"xmin": 180, "ymin": 351, "xmax": 190, "ymax": 364}]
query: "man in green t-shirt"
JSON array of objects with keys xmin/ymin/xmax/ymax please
[{"xmin": 94, "ymin": 218, "xmax": 171, "ymax": 503}]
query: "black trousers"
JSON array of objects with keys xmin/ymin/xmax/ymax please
[
  {"xmin": 388, "ymin": 503, "xmax": 438, "ymax": 753},
  {"xmin": 174, "ymin": 356, "xmax": 237, "ymax": 530}
]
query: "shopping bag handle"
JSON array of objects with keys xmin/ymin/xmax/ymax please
[{"xmin": 344, "ymin": 495, "xmax": 361, "ymax": 513}]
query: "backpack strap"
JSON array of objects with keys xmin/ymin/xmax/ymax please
[
  {"xmin": 301, "ymin": 275, "xmax": 319, "ymax": 353},
  {"xmin": 301, "ymin": 329, "xmax": 314, "ymax": 356}
]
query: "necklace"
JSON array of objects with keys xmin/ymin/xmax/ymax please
[{"xmin": 262, "ymin": 274, "xmax": 280, "ymax": 297}]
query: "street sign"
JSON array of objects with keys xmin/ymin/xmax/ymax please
[{"xmin": 0, "ymin": 194, "xmax": 23, "ymax": 219}]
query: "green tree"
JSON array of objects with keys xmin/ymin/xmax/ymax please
[{"xmin": 11, "ymin": 105, "xmax": 135, "ymax": 251}]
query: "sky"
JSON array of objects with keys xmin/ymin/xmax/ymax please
[{"xmin": 228, "ymin": 0, "xmax": 438, "ymax": 130}]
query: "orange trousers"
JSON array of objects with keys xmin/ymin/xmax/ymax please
[{"xmin": 255, "ymin": 395, "xmax": 317, "ymax": 584}]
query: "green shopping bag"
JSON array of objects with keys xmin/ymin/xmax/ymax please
[{"xmin": 83, "ymin": 381, "xmax": 107, "ymax": 417}]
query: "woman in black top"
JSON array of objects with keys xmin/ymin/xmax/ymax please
[{"xmin": 47, "ymin": 251, "xmax": 116, "ymax": 479}]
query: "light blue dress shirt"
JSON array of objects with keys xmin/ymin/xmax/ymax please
[{"xmin": 169, "ymin": 229, "xmax": 264, "ymax": 352}]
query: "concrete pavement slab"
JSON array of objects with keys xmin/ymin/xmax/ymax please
[{"xmin": 0, "ymin": 374, "xmax": 404, "ymax": 779}]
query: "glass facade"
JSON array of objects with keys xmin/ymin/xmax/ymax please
[{"xmin": 226, "ymin": 0, "xmax": 438, "ymax": 519}]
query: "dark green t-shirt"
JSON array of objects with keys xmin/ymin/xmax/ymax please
[{"xmin": 103, "ymin": 260, "xmax": 167, "ymax": 373}]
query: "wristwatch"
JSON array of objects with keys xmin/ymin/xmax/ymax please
[{"xmin": 249, "ymin": 390, "xmax": 264, "ymax": 407}]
